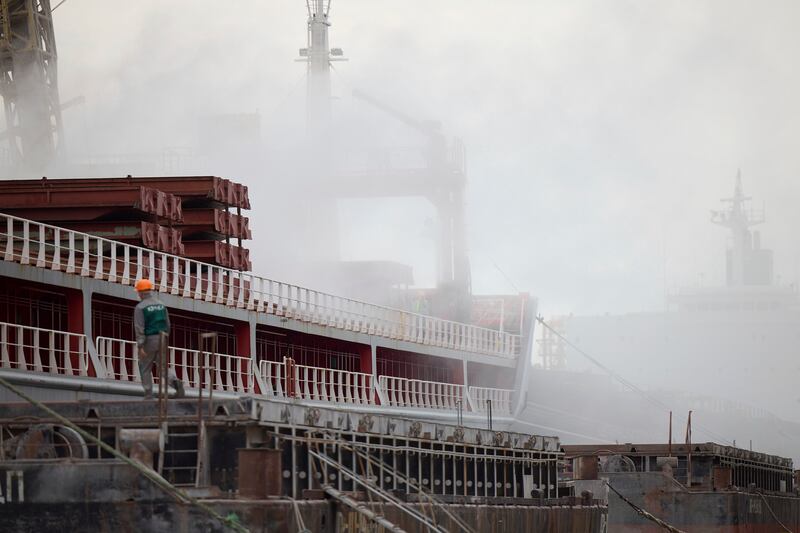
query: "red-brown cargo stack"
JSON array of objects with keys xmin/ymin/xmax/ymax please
[{"xmin": 0, "ymin": 176, "xmax": 252, "ymax": 270}]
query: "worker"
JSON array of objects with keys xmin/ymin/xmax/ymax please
[{"xmin": 134, "ymin": 278, "xmax": 185, "ymax": 399}]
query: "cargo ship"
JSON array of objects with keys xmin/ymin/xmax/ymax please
[
  {"xmin": 564, "ymin": 443, "xmax": 800, "ymax": 532},
  {"xmin": 527, "ymin": 176, "xmax": 800, "ymax": 460},
  {"xmin": 0, "ymin": 174, "xmax": 608, "ymax": 532},
  {"xmin": 0, "ymin": 2, "xmax": 794, "ymax": 531}
]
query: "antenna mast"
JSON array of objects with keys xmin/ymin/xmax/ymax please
[
  {"xmin": 299, "ymin": 0, "xmax": 346, "ymax": 135},
  {"xmin": 295, "ymin": 1, "xmax": 347, "ymax": 263},
  {"xmin": 710, "ymin": 172, "xmax": 767, "ymax": 286}
]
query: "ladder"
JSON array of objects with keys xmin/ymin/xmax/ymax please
[{"xmin": 162, "ymin": 425, "xmax": 200, "ymax": 486}]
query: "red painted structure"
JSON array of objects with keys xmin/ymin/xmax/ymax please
[
  {"xmin": 0, "ymin": 176, "xmax": 249, "ymax": 210},
  {"xmin": 180, "ymin": 209, "xmax": 251, "ymax": 240},
  {"xmin": 0, "ymin": 273, "xmax": 481, "ymax": 388},
  {"xmin": 0, "ymin": 176, "xmax": 253, "ymax": 270},
  {"xmin": 0, "ymin": 184, "xmax": 183, "ymax": 222}
]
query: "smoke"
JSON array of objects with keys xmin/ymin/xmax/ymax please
[
  {"xmin": 6, "ymin": 0, "xmax": 800, "ymax": 458},
  {"xmin": 37, "ymin": 0, "xmax": 800, "ymax": 307}
]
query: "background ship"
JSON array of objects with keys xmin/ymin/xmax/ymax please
[{"xmin": 525, "ymin": 175, "xmax": 800, "ymax": 463}]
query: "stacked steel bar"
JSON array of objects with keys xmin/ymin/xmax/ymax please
[
  {"xmin": 63, "ymin": 221, "xmax": 185, "ymax": 255},
  {"xmin": 0, "ymin": 179, "xmax": 184, "ymax": 254},
  {"xmin": 183, "ymin": 241, "xmax": 251, "ymax": 271},
  {"xmin": 0, "ymin": 176, "xmax": 252, "ymax": 269},
  {"xmin": 0, "ymin": 176, "xmax": 248, "ymax": 209},
  {"xmin": 0, "ymin": 181, "xmax": 183, "ymax": 221},
  {"xmin": 179, "ymin": 209, "xmax": 251, "ymax": 241},
  {"xmin": 124, "ymin": 176, "xmax": 253, "ymax": 270}
]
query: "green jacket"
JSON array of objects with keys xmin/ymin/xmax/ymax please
[{"xmin": 134, "ymin": 292, "xmax": 170, "ymax": 347}]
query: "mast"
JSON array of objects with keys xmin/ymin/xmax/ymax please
[
  {"xmin": 296, "ymin": 1, "xmax": 346, "ymax": 264},
  {"xmin": 711, "ymin": 172, "xmax": 766, "ymax": 286},
  {"xmin": 299, "ymin": 0, "xmax": 345, "ymax": 136}
]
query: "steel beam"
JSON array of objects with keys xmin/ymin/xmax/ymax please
[
  {"xmin": 180, "ymin": 209, "xmax": 251, "ymax": 240},
  {"xmin": 0, "ymin": 176, "xmax": 249, "ymax": 209},
  {"xmin": 183, "ymin": 241, "xmax": 251, "ymax": 270},
  {"xmin": 0, "ymin": 185, "xmax": 183, "ymax": 222}
]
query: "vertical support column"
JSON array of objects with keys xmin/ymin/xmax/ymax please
[
  {"xmin": 451, "ymin": 359, "xmax": 464, "ymax": 384},
  {"xmin": 64, "ymin": 288, "xmax": 86, "ymax": 377},
  {"xmin": 234, "ymin": 317, "xmax": 256, "ymax": 392},
  {"xmin": 234, "ymin": 320, "xmax": 252, "ymax": 357},
  {"xmin": 81, "ymin": 287, "xmax": 100, "ymax": 378},
  {"xmin": 358, "ymin": 343, "xmax": 373, "ymax": 375},
  {"xmin": 358, "ymin": 343, "xmax": 378, "ymax": 404},
  {"xmin": 512, "ymin": 295, "xmax": 538, "ymax": 418},
  {"xmin": 450, "ymin": 358, "xmax": 466, "ymax": 412},
  {"xmin": 65, "ymin": 288, "xmax": 83, "ymax": 336},
  {"xmin": 461, "ymin": 360, "xmax": 476, "ymax": 412},
  {"xmin": 66, "ymin": 286, "xmax": 103, "ymax": 379}
]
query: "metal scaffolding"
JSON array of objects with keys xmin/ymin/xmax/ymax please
[{"xmin": 0, "ymin": 0, "xmax": 63, "ymax": 173}]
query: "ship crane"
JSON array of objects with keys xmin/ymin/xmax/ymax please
[
  {"xmin": 297, "ymin": 1, "xmax": 472, "ymax": 319},
  {"xmin": 343, "ymin": 89, "xmax": 472, "ymax": 315},
  {"xmin": 0, "ymin": 0, "xmax": 63, "ymax": 174}
]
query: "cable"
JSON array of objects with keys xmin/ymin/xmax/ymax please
[
  {"xmin": 329, "ymin": 63, "xmax": 350, "ymax": 90},
  {"xmin": 512, "ymin": 417, "xmax": 610, "ymax": 443},
  {"xmin": 605, "ymin": 480, "xmax": 687, "ymax": 533},
  {"xmin": 536, "ymin": 316, "xmax": 735, "ymax": 446},
  {"xmin": 759, "ymin": 492, "xmax": 794, "ymax": 533},
  {"xmin": 522, "ymin": 400, "xmax": 648, "ymax": 437},
  {"xmin": 492, "ymin": 261, "xmax": 520, "ymax": 293}
]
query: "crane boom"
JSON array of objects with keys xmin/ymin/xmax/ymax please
[{"xmin": 352, "ymin": 89, "xmax": 441, "ymax": 138}]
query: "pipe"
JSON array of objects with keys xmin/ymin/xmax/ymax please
[{"xmin": 0, "ymin": 374, "xmax": 249, "ymax": 533}]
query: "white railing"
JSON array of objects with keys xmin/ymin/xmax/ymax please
[
  {"xmin": 96, "ymin": 337, "xmax": 140, "ymax": 382},
  {"xmin": 468, "ymin": 386, "xmax": 513, "ymax": 415},
  {"xmin": 294, "ymin": 362, "xmax": 375, "ymax": 405},
  {"xmin": 0, "ymin": 323, "xmax": 516, "ymax": 415},
  {"xmin": 0, "ymin": 213, "xmax": 520, "ymax": 359},
  {"xmin": 96, "ymin": 337, "xmax": 254, "ymax": 394},
  {"xmin": 170, "ymin": 346, "xmax": 255, "ymax": 394},
  {"xmin": 0, "ymin": 321, "xmax": 89, "ymax": 377},
  {"xmin": 379, "ymin": 375, "xmax": 466, "ymax": 410},
  {"xmin": 258, "ymin": 359, "xmax": 286, "ymax": 398}
]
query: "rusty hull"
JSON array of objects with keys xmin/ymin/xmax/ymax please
[
  {"xmin": 0, "ymin": 498, "xmax": 605, "ymax": 533},
  {"xmin": 0, "ymin": 460, "xmax": 605, "ymax": 533},
  {"xmin": 606, "ymin": 472, "xmax": 800, "ymax": 532}
]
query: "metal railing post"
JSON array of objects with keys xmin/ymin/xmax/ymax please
[
  {"xmin": 200, "ymin": 332, "xmax": 218, "ymax": 417},
  {"xmin": 158, "ymin": 331, "xmax": 169, "ymax": 476}
]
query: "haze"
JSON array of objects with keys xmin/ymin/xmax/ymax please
[{"xmin": 17, "ymin": 1, "xmax": 800, "ymax": 458}]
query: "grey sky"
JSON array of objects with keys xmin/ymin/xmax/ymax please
[{"xmin": 53, "ymin": 1, "xmax": 800, "ymax": 316}]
